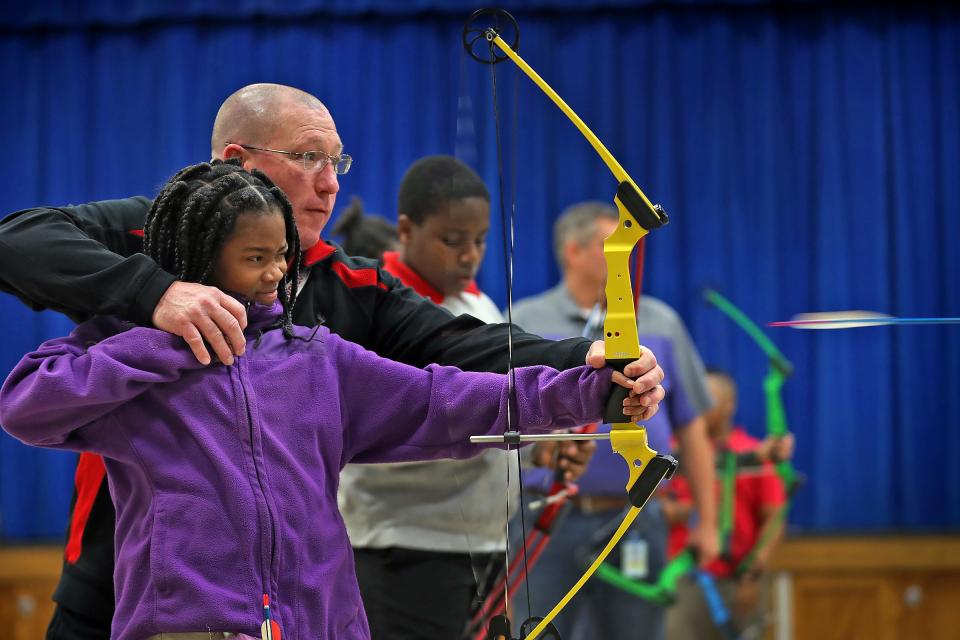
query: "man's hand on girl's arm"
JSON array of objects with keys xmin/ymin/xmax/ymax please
[{"xmin": 152, "ymin": 281, "xmax": 248, "ymax": 366}]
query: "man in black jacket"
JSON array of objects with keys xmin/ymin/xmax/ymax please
[{"xmin": 0, "ymin": 83, "xmax": 666, "ymax": 640}]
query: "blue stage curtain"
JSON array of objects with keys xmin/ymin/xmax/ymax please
[
  {"xmin": 5, "ymin": 0, "xmax": 831, "ymax": 29},
  {"xmin": 0, "ymin": 4, "xmax": 957, "ymax": 539}
]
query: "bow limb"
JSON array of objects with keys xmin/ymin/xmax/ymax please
[
  {"xmin": 595, "ymin": 547, "xmax": 695, "ymax": 605},
  {"xmin": 526, "ymin": 431, "xmax": 676, "ymax": 639},
  {"xmin": 703, "ymin": 289, "xmax": 792, "ymax": 376},
  {"xmin": 484, "ymin": 32, "xmax": 668, "ymax": 232},
  {"xmin": 763, "ymin": 369, "xmax": 795, "ymax": 488}
]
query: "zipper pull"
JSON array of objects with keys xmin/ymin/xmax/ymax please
[{"xmin": 260, "ymin": 594, "xmax": 282, "ymax": 640}]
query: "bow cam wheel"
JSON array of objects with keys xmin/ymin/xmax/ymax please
[
  {"xmin": 519, "ymin": 616, "xmax": 561, "ymax": 639},
  {"xmin": 462, "ymin": 8, "xmax": 520, "ymax": 64}
]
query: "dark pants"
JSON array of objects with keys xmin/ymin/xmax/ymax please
[
  {"xmin": 46, "ymin": 603, "xmax": 111, "ymax": 640},
  {"xmin": 354, "ymin": 546, "xmax": 502, "ymax": 640}
]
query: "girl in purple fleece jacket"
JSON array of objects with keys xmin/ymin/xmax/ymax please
[{"xmin": 0, "ymin": 161, "xmax": 638, "ymax": 640}]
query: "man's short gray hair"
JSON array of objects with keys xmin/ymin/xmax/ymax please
[{"xmin": 553, "ymin": 201, "xmax": 619, "ymax": 271}]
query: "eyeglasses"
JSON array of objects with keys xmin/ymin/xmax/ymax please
[{"xmin": 228, "ymin": 143, "xmax": 352, "ymax": 175}]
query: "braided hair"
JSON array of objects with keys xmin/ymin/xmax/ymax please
[{"xmin": 144, "ymin": 158, "xmax": 301, "ymax": 337}]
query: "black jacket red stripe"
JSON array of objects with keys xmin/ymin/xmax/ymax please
[
  {"xmin": 0, "ymin": 195, "xmax": 591, "ymax": 621},
  {"xmin": 64, "ymin": 453, "xmax": 106, "ymax": 564}
]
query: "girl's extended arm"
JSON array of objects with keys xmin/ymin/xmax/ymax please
[{"xmin": 330, "ymin": 333, "xmax": 614, "ymax": 465}]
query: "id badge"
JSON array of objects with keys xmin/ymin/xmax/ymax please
[{"xmin": 621, "ymin": 538, "xmax": 649, "ymax": 580}]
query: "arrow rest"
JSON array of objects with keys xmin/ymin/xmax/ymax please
[{"xmin": 463, "ymin": 8, "xmax": 520, "ymax": 64}]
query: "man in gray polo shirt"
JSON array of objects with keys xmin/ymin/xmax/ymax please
[{"xmin": 510, "ymin": 201, "xmax": 717, "ymax": 640}]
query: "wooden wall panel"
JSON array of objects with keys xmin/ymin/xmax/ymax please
[
  {"xmin": 2, "ymin": 538, "xmax": 960, "ymax": 640},
  {"xmin": 769, "ymin": 536, "xmax": 960, "ymax": 640},
  {"xmin": 0, "ymin": 546, "xmax": 62, "ymax": 640}
]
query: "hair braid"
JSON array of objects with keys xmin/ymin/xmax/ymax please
[
  {"xmin": 267, "ymin": 183, "xmax": 301, "ymax": 334},
  {"xmin": 144, "ymin": 180, "xmax": 189, "ymax": 264},
  {"xmin": 145, "ymin": 158, "xmax": 301, "ymax": 339},
  {"xmin": 188, "ymin": 173, "xmax": 245, "ymax": 282}
]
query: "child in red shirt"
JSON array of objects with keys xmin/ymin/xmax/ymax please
[{"xmin": 663, "ymin": 369, "xmax": 792, "ymax": 639}]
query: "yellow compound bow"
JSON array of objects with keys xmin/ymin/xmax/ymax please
[{"xmin": 463, "ymin": 9, "xmax": 678, "ymax": 639}]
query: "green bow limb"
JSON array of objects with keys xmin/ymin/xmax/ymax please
[
  {"xmin": 593, "ymin": 549, "xmax": 696, "ymax": 605},
  {"xmin": 763, "ymin": 368, "xmax": 795, "ymax": 489},
  {"xmin": 703, "ymin": 289, "xmax": 793, "ymax": 377}
]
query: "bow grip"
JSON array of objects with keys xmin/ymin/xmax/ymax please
[{"xmin": 602, "ymin": 358, "xmax": 634, "ymax": 424}]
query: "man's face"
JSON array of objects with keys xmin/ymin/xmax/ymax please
[
  {"xmin": 397, "ymin": 196, "xmax": 490, "ymax": 298},
  {"xmin": 240, "ymin": 105, "xmax": 343, "ymax": 250},
  {"xmin": 567, "ymin": 217, "xmax": 618, "ymax": 291}
]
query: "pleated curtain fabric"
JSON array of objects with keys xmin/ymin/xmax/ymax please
[{"xmin": 0, "ymin": 2, "xmax": 957, "ymax": 537}]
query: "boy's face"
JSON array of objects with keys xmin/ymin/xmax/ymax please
[
  {"xmin": 704, "ymin": 374, "xmax": 736, "ymax": 442},
  {"xmin": 212, "ymin": 210, "xmax": 289, "ymax": 306},
  {"xmin": 397, "ymin": 196, "xmax": 490, "ymax": 298}
]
